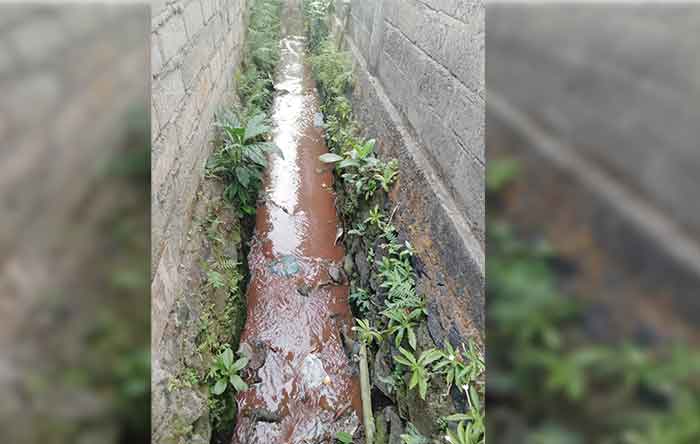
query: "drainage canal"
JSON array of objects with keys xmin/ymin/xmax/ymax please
[{"xmin": 232, "ymin": 2, "xmax": 362, "ymax": 442}]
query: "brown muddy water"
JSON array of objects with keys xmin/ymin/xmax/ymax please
[{"xmin": 232, "ymin": 2, "xmax": 362, "ymax": 443}]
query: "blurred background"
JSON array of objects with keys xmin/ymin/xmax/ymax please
[
  {"xmin": 3, "ymin": 2, "xmax": 700, "ymax": 444},
  {"xmin": 0, "ymin": 3, "xmax": 149, "ymax": 443},
  {"xmin": 487, "ymin": 3, "xmax": 700, "ymax": 444}
]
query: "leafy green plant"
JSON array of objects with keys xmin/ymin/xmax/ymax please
[
  {"xmin": 364, "ymin": 205, "xmax": 385, "ymax": 228},
  {"xmin": 353, "ymin": 319, "xmax": 384, "ymax": 346},
  {"xmin": 444, "ymin": 414, "xmax": 484, "ymax": 444},
  {"xmin": 206, "ymin": 257, "xmax": 242, "ymax": 292},
  {"xmin": 374, "ymin": 159, "xmax": 399, "ymax": 193},
  {"xmin": 434, "ymin": 341, "xmax": 471, "ymax": 391},
  {"xmin": 400, "ymin": 423, "xmax": 430, "ymax": 444},
  {"xmin": 393, "ymin": 347, "xmax": 442, "ymax": 399},
  {"xmin": 309, "ymin": 39, "xmax": 353, "ymax": 101},
  {"xmin": 382, "ymin": 306, "xmax": 424, "ymax": 350},
  {"xmin": 206, "ymin": 270, "xmax": 227, "ymax": 290},
  {"xmin": 207, "ymin": 111, "xmax": 281, "ymax": 214},
  {"xmin": 349, "ymin": 287, "xmax": 372, "ymax": 315},
  {"xmin": 347, "ymin": 222, "xmax": 367, "ymax": 237},
  {"xmin": 378, "ymin": 256, "xmax": 416, "ymax": 305},
  {"xmin": 442, "ymin": 382, "xmax": 485, "ymax": 444},
  {"xmin": 303, "ymin": 0, "xmax": 334, "ymax": 51},
  {"xmin": 245, "ymin": 0, "xmax": 282, "ymax": 75},
  {"xmin": 334, "ymin": 431, "xmax": 354, "ymax": 444},
  {"xmin": 208, "ymin": 348, "xmax": 249, "ymax": 395},
  {"xmin": 237, "ymin": 66, "xmax": 274, "ymax": 114},
  {"xmin": 434, "ymin": 340, "xmax": 486, "ymax": 391}
]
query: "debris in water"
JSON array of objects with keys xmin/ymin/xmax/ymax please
[
  {"xmin": 246, "ymin": 408, "xmax": 282, "ymax": 423},
  {"xmin": 335, "ymin": 226, "xmax": 344, "ymax": 245},
  {"xmin": 297, "ymin": 283, "xmax": 312, "ymax": 297},
  {"xmin": 301, "ymin": 353, "xmax": 330, "ymax": 390},
  {"xmin": 270, "ymin": 254, "xmax": 301, "ymax": 277}
]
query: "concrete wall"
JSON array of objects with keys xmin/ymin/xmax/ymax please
[
  {"xmin": 488, "ymin": 4, "xmax": 700, "ymax": 240},
  {"xmin": 1, "ymin": 3, "xmax": 147, "ymax": 265},
  {"xmin": 331, "ymin": 0, "xmax": 485, "ymax": 340},
  {"xmin": 487, "ymin": 4, "xmax": 700, "ymax": 327},
  {"xmin": 151, "ymin": 0, "xmax": 245, "ymax": 354},
  {"xmin": 0, "ymin": 4, "xmax": 148, "ymax": 442},
  {"xmin": 0, "ymin": 3, "xmax": 147, "ymax": 341},
  {"xmin": 340, "ymin": 0, "xmax": 485, "ymax": 241}
]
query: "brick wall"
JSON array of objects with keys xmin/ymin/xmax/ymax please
[{"xmin": 151, "ymin": 0, "xmax": 245, "ymax": 352}]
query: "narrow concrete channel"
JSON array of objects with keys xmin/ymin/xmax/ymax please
[{"xmin": 232, "ymin": 1, "xmax": 362, "ymax": 442}]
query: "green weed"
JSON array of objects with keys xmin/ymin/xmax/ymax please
[
  {"xmin": 393, "ymin": 347, "xmax": 442, "ymax": 400},
  {"xmin": 208, "ymin": 347, "xmax": 249, "ymax": 395},
  {"xmin": 207, "ymin": 111, "xmax": 281, "ymax": 214},
  {"xmin": 353, "ymin": 319, "xmax": 384, "ymax": 346},
  {"xmin": 383, "ymin": 306, "xmax": 424, "ymax": 350},
  {"xmin": 434, "ymin": 340, "xmax": 484, "ymax": 393},
  {"xmin": 334, "ymin": 430, "xmax": 354, "ymax": 444},
  {"xmin": 349, "ymin": 287, "xmax": 372, "ymax": 315},
  {"xmin": 400, "ymin": 423, "xmax": 430, "ymax": 444}
]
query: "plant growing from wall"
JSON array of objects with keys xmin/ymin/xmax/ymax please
[
  {"xmin": 488, "ymin": 156, "xmax": 700, "ymax": 443},
  {"xmin": 353, "ymin": 319, "xmax": 384, "ymax": 346},
  {"xmin": 382, "ymin": 306, "xmax": 423, "ymax": 350},
  {"xmin": 202, "ymin": 0, "xmax": 282, "ymax": 439},
  {"xmin": 349, "ymin": 287, "xmax": 372, "ymax": 315},
  {"xmin": 434, "ymin": 341, "xmax": 472, "ymax": 392},
  {"xmin": 208, "ymin": 347, "xmax": 250, "ymax": 396},
  {"xmin": 208, "ymin": 112, "xmax": 282, "ymax": 214},
  {"xmin": 443, "ymin": 412, "xmax": 484, "ymax": 444},
  {"xmin": 334, "ymin": 431, "xmax": 354, "ymax": 444},
  {"xmin": 303, "ymin": 8, "xmax": 487, "ymax": 441},
  {"xmin": 393, "ymin": 347, "xmax": 442, "ymax": 400},
  {"xmin": 303, "ymin": 0, "xmax": 334, "ymax": 51},
  {"xmin": 400, "ymin": 423, "xmax": 430, "ymax": 444}
]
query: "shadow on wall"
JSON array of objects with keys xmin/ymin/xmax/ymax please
[
  {"xmin": 487, "ymin": 3, "xmax": 700, "ymax": 444},
  {"xmin": 0, "ymin": 4, "xmax": 150, "ymax": 443}
]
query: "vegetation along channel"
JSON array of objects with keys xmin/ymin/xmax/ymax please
[
  {"xmin": 166, "ymin": 0, "xmax": 485, "ymax": 443},
  {"xmin": 486, "ymin": 154, "xmax": 700, "ymax": 444}
]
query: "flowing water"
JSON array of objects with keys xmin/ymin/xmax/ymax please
[{"xmin": 232, "ymin": 2, "xmax": 362, "ymax": 442}]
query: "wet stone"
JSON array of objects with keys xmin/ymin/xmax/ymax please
[
  {"xmin": 343, "ymin": 254, "xmax": 354, "ymax": 276},
  {"xmin": 354, "ymin": 250, "xmax": 370, "ymax": 286},
  {"xmin": 246, "ymin": 408, "xmax": 282, "ymax": 423},
  {"xmin": 384, "ymin": 406, "xmax": 404, "ymax": 444},
  {"xmin": 297, "ymin": 283, "xmax": 312, "ymax": 297},
  {"xmin": 269, "ymin": 254, "xmax": 301, "ymax": 277},
  {"xmin": 328, "ymin": 265, "xmax": 343, "ymax": 283},
  {"xmin": 373, "ymin": 341, "xmax": 394, "ymax": 399}
]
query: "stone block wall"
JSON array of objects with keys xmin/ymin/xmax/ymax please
[
  {"xmin": 0, "ymin": 3, "xmax": 148, "ymax": 264},
  {"xmin": 0, "ymin": 4, "xmax": 148, "ymax": 442},
  {"xmin": 330, "ymin": 0, "xmax": 485, "ymax": 340},
  {"xmin": 338, "ymin": 0, "xmax": 485, "ymax": 241},
  {"xmin": 488, "ymin": 4, "xmax": 700, "ymax": 240},
  {"xmin": 151, "ymin": 0, "xmax": 245, "ymax": 354}
]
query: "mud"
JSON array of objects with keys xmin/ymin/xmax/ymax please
[{"xmin": 231, "ymin": 2, "xmax": 362, "ymax": 443}]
